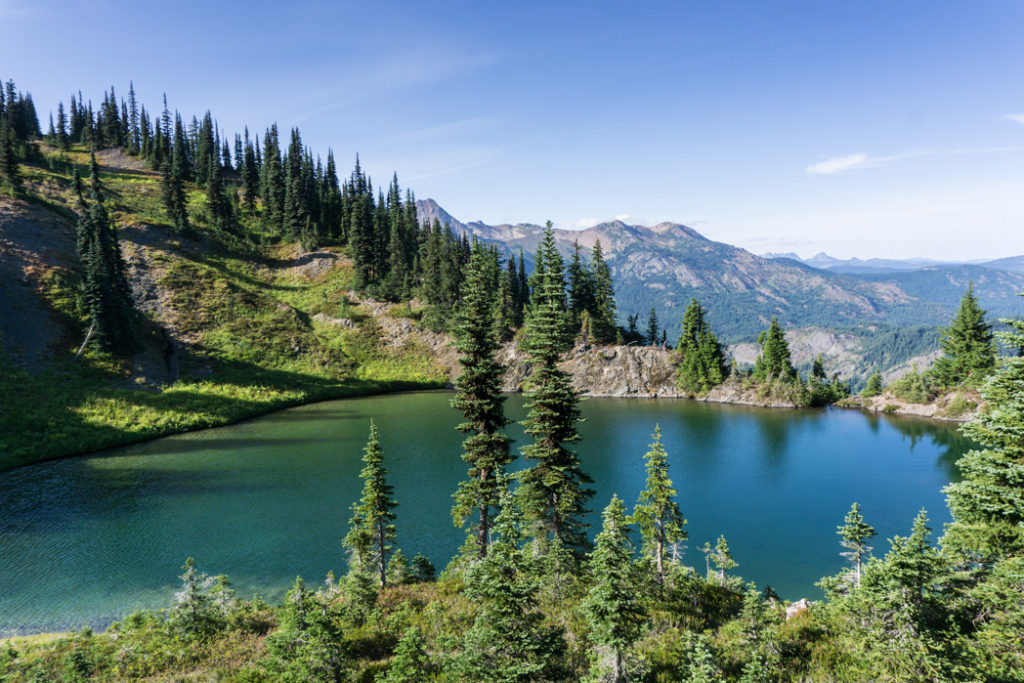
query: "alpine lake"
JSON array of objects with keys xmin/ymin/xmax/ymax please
[{"xmin": 0, "ymin": 391, "xmax": 973, "ymax": 636}]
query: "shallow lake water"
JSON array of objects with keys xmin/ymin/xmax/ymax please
[{"xmin": 0, "ymin": 391, "xmax": 972, "ymax": 635}]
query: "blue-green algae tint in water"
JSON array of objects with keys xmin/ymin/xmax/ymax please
[{"xmin": 0, "ymin": 391, "xmax": 970, "ymax": 635}]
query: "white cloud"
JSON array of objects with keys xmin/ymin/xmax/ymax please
[
  {"xmin": 1004, "ymin": 114, "xmax": 1024, "ymax": 126},
  {"xmin": 805, "ymin": 153, "xmax": 872, "ymax": 174},
  {"xmin": 806, "ymin": 147, "xmax": 1019, "ymax": 175},
  {"xmin": 615, "ymin": 213, "xmax": 630, "ymax": 221},
  {"xmin": 575, "ymin": 217, "xmax": 599, "ymax": 228}
]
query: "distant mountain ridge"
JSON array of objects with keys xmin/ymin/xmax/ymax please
[
  {"xmin": 416, "ymin": 199, "xmax": 1024, "ymax": 336},
  {"xmin": 761, "ymin": 251, "xmax": 1024, "ymax": 275}
]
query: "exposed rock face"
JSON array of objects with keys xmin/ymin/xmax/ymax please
[
  {"xmin": 786, "ymin": 598, "xmax": 812, "ymax": 620},
  {"xmin": 498, "ymin": 342, "xmax": 685, "ymax": 397},
  {"xmin": 839, "ymin": 389, "xmax": 981, "ymax": 422}
]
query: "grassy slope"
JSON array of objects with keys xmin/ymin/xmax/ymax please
[{"xmin": 0, "ymin": 146, "xmax": 448, "ymax": 472}]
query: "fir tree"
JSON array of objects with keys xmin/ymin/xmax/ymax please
[
  {"xmin": 676, "ymin": 298, "xmax": 727, "ymax": 394},
  {"xmin": 583, "ymin": 495, "xmax": 646, "ymax": 682},
  {"xmin": 345, "ymin": 422, "xmax": 398, "ymax": 588},
  {"xmin": 631, "ymin": 426, "xmax": 686, "ymax": 584},
  {"xmin": 161, "ymin": 159, "xmax": 189, "ymax": 233},
  {"xmin": 711, "ymin": 535, "xmax": 737, "ymax": 585},
  {"xmin": 754, "ymin": 317, "xmax": 795, "ymax": 381},
  {"xmin": 0, "ymin": 116, "xmax": 21, "ymax": 195},
  {"xmin": 590, "ymin": 240, "xmax": 617, "ymax": 342},
  {"xmin": 862, "ymin": 370, "xmax": 884, "ymax": 398},
  {"xmin": 943, "ymin": 305, "xmax": 1024, "ymax": 559},
  {"xmin": 646, "ymin": 306, "xmax": 660, "ymax": 346},
  {"xmin": 76, "ymin": 198, "xmax": 137, "ymax": 355},
  {"xmin": 838, "ymin": 502, "xmax": 875, "ymax": 588},
  {"xmin": 451, "ymin": 243, "xmax": 513, "ymax": 558},
  {"xmin": 931, "ymin": 283, "xmax": 996, "ymax": 388},
  {"xmin": 378, "ymin": 626, "xmax": 430, "ymax": 682},
  {"xmin": 518, "ymin": 222, "xmax": 594, "ymax": 555},
  {"xmin": 455, "ymin": 487, "xmax": 565, "ymax": 682}
]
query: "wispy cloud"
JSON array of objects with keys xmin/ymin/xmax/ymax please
[
  {"xmin": 615, "ymin": 213, "xmax": 630, "ymax": 221},
  {"xmin": 806, "ymin": 147, "xmax": 1019, "ymax": 175},
  {"xmin": 1004, "ymin": 114, "xmax": 1024, "ymax": 126},
  {"xmin": 575, "ymin": 218, "xmax": 599, "ymax": 228}
]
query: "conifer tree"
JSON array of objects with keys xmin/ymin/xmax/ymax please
[
  {"xmin": 518, "ymin": 222, "xmax": 594, "ymax": 555},
  {"xmin": 711, "ymin": 535, "xmax": 737, "ymax": 585},
  {"xmin": 583, "ymin": 495, "xmax": 646, "ymax": 682},
  {"xmin": 0, "ymin": 117, "xmax": 21, "ymax": 195},
  {"xmin": 590, "ymin": 240, "xmax": 617, "ymax": 342},
  {"xmin": 451, "ymin": 243, "xmax": 513, "ymax": 558},
  {"xmin": 378, "ymin": 626, "xmax": 430, "ymax": 682},
  {"xmin": 56, "ymin": 101, "xmax": 69, "ymax": 150},
  {"xmin": 943, "ymin": 305, "xmax": 1024, "ymax": 559},
  {"xmin": 455, "ymin": 486, "xmax": 564, "ymax": 681},
  {"xmin": 631, "ymin": 426, "xmax": 686, "ymax": 584},
  {"xmin": 838, "ymin": 502, "xmax": 875, "ymax": 588},
  {"xmin": 862, "ymin": 370, "xmax": 884, "ymax": 398},
  {"xmin": 646, "ymin": 307, "xmax": 660, "ymax": 346},
  {"xmin": 205, "ymin": 158, "xmax": 235, "ymax": 235},
  {"xmin": 567, "ymin": 240, "xmax": 595, "ymax": 326},
  {"xmin": 754, "ymin": 317, "xmax": 795, "ymax": 381},
  {"xmin": 161, "ymin": 159, "xmax": 189, "ymax": 233},
  {"xmin": 344, "ymin": 422, "xmax": 398, "ymax": 588},
  {"xmin": 76, "ymin": 197, "xmax": 137, "ymax": 355},
  {"xmin": 676, "ymin": 298, "xmax": 727, "ymax": 394},
  {"xmin": 931, "ymin": 283, "xmax": 996, "ymax": 388}
]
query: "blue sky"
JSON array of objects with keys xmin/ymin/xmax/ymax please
[{"xmin": 3, "ymin": 0, "xmax": 1023, "ymax": 259}]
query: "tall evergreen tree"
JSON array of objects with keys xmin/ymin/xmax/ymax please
[
  {"xmin": 754, "ymin": 317, "xmax": 795, "ymax": 381},
  {"xmin": 590, "ymin": 240, "xmax": 617, "ymax": 342},
  {"xmin": 711, "ymin": 535, "xmax": 737, "ymax": 585},
  {"xmin": 583, "ymin": 496, "xmax": 646, "ymax": 683},
  {"xmin": 344, "ymin": 422, "xmax": 398, "ymax": 588},
  {"xmin": 76, "ymin": 198, "xmax": 137, "ymax": 355},
  {"xmin": 161, "ymin": 159, "xmax": 190, "ymax": 233},
  {"xmin": 631, "ymin": 426, "xmax": 686, "ymax": 584},
  {"xmin": 0, "ymin": 117, "xmax": 22, "ymax": 195},
  {"xmin": 451, "ymin": 243, "xmax": 513, "ymax": 558},
  {"xmin": 838, "ymin": 502, "xmax": 875, "ymax": 588},
  {"xmin": 518, "ymin": 222, "xmax": 593, "ymax": 555},
  {"xmin": 943, "ymin": 305, "xmax": 1024, "ymax": 559},
  {"xmin": 646, "ymin": 306, "xmax": 660, "ymax": 346},
  {"xmin": 931, "ymin": 283, "xmax": 996, "ymax": 388},
  {"xmin": 676, "ymin": 298, "xmax": 727, "ymax": 394},
  {"xmin": 455, "ymin": 486, "xmax": 564, "ymax": 682}
]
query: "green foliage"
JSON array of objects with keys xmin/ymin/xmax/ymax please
[
  {"xmin": 889, "ymin": 366, "xmax": 939, "ymax": 403},
  {"xmin": 930, "ymin": 283, "xmax": 996, "ymax": 388},
  {"xmin": 264, "ymin": 577, "xmax": 346, "ymax": 682},
  {"xmin": 837, "ymin": 503, "xmax": 875, "ymax": 590},
  {"xmin": 376, "ymin": 626, "xmax": 430, "ymax": 682},
  {"xmin": 450, "ymin": 243, "xmax": 513, "ymax": 558},
  {"xmin": 344, "ymin": 422, "xmax": 398, "ymax": 588},
  {"xmin": 943, "ymin": 305, "xmax": 1024, "ymax": 559},
  {"xmin": 753, "ymin": 317, "xmax": 795, "ymax": 382},
  {"xmin": 630, "ymin": 426, "xmax": 686, "ymax": 584},
  {"xmin": 676, "ymin": 298, "xmax": 728, "ymax": 395},
  {"xmin": 582, "ymin": 496, "xmax": 646, "ymax": 682},
  {"xmin": 518, "ymin": 222, "xmax": 594, "ymax": 555},
  {"xmin": 861, "ymin": 370, "xmax": 883, "ymax": 397}
]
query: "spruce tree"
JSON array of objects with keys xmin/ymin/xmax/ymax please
[
  {"xmin": 931, "ymin": 283, "xmax": 996, "ymax": 388},
  {"xmin": 711, "ymin": 535, "xmax": 737, "ymax": 585},
  {"xmin": 590, "ymin": 240, "xmax": 617, "ymax": 342},
  {"xmin": 378, "ymin": 626, "xmax": 430, "ymax": 682},
  {"xmin": 451, "ymin": 243, "xmax": 513, "ymax": 558},
  {"xmin": 518, "ymin": 222, "xmax": 594, "ymax": 555},
  {"xmin": 583, "ymin": 495, "xmax": 646, "ymax": 682},
  {"xmin": 344, "ymin": 422, "xmax": 398, "ymax": 588},
  {"xmin": 862, "ymin": 370, "xmax": 884, "ymax": 398},
  {"xmin": 76, "ymin": 198, "xmax": 137, "ymax": 355},
  {"xmin": 943, "ymin": 306, "xmax": 1024, "ymax": 559},
  {"xmin": 646, "ymin": 306, "xmax": 660, "ymax": 346},
  {"xmin": 754, "ymin": 317, "xmax": 795, "ymax": 381},
  {"xmin": 0, "ymin": 116, "xmax": 21, "ymax": 195},
  {"xmin": 838, "ymin": 502, "xmax": 875, "ymax": 588},
  {"xmin": 455, "ymin": 487, "xmax": 564, "ymax": 682},
  {"xmin": 676, "ymin": 298, "xmax": 727, "ymax": 394},
  {"xmin": 161, "ymin": 159, "xmax": 189, "ymax": 233},
  {"xmin": 631, "ymin": 426, "xmax": 686, "ymax": 584}
]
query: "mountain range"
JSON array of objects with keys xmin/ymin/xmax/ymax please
[
  {"xmin": 761, "ymin": 252, "xmax": 1024, "ymax": 275},
  {"xmin": 416, "ymin": 199, "xmax": 1024, "ymax": 380}
]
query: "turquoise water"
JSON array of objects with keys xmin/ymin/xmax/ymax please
[{"xmin": 0, "ymin": 392, "xmax": 971, "ymax": 635}]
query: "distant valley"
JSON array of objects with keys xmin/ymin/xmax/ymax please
[{"xmin": 417, "ymin": 199, "xmax": 1024, "ymax": 382}]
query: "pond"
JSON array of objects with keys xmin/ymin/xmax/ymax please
[{"xmin": 0, "ymin": 391, "xmax": 972, "ymax": 635}]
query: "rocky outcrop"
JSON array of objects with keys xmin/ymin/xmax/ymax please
[
  {"xmin": 498, "ymin": 342, "xmax": 686, "ymax": 397},
  {"xmin": 838, "ymin": 389, "xmax": 981, "ymax": 422}
]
